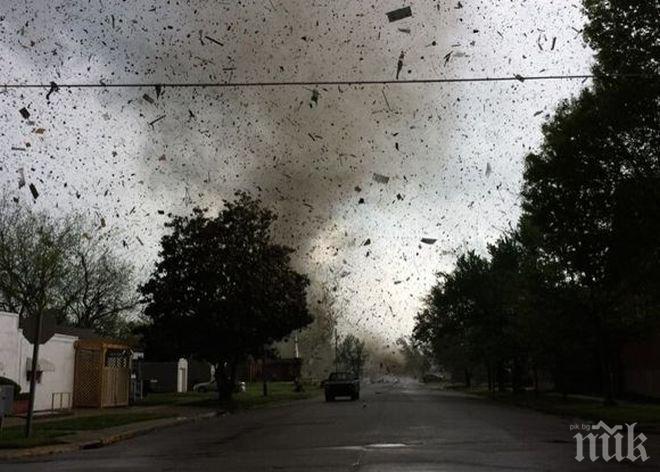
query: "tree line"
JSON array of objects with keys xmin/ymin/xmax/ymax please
[{"xmin": 413, "ymin": 0, "xmax": 659, "ymax": 401}]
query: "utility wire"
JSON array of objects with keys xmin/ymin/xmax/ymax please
[{"xmin": 1, "ymin": 74, "xmax": 600, "ymax": 90}]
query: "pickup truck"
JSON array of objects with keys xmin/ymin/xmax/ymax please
[{"xmin": 324, "ymin": 372, "xmax": 360, "ymax": 401}]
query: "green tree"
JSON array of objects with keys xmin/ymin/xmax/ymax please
[
  {"xmin": 396, "ymin": 336, "xmax": 430, "ymax": 379},
  {"xmin": 140, "ymin": 192, "xmax": 313, "ymax": 399},
  {"xmin": 336, "ymin": 334, "xmax": 368, "ymax": 378},
  {"xmin": 413, "ymin": 251, "xmax": 495, "ymax": 388},
  {"xmin": 521, "ymin": 0, "xmax": 659, "ymax": 401},
  {"xmin": 59, "ymin": 232, "xmax": 138, "ymax": 336},
  {"xmin": 0, "ymin": 194, "xmax": 138, "ymax": 337}
]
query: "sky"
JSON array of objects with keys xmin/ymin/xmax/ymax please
[{"xmin": 0, "ymin": 1, "xmax": 594, "ymax": 344}]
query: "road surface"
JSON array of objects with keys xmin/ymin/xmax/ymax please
[{"xmin": 4, "ymin": 381, "xmax": 657, "ymax": 471}]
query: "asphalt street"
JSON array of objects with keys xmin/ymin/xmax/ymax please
[{"xmin": 5, "ymin": 381, "xmax": 658, "ymax": 471}]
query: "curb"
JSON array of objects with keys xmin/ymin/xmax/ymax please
[{"xmin": 0, "ymin": 411, "xmax": 222, "ymax": 461}]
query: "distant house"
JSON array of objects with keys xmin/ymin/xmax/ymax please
[
  {"xmin": 0, "ymin": 311, "xmax": 77, "ymax": 411},
  {"xmin": 239, "ymin": 358, "xmax": 302, "ymax": 382}
]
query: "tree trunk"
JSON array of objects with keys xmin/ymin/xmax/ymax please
[
  {"xmin": 496, "ymin": 363, "xmax": 506, "ymax": 392},
  {"xmin": 215, "ymin": 362, "xmax": 232, "ymax": 401},
  {"xmin": 486, "ymin": 362, "xmax": 493, "ymax": 393},
  {"xmin": 533, "ymin": 365, "xmax": 539, "ymax": 397}
]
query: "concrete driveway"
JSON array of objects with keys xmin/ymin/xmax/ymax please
[{"xmin": 4, "ymin": 381, "xmax": 657, "ymax": 471}]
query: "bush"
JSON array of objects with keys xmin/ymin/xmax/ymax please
[{"xmin": 0, "ymin": 376, "xmax": 21, "ymax": 399}]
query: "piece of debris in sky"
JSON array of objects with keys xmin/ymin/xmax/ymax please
[
  {"xmin": 485, "ymin": 163, "xmax": 492, "ymax": 177},
  {"xmin": 398, "ymin": 28, "xmax": 411, "ymax": 34},
  {"xmin": 155, "ymin": 84, "xmax": 163, "ymax": 98},
  {"xmin": 373, "ymin": 173, "xmax": 390, "ymax": 184},
  {"xmin": 421, "ymin": 238, "xmax": 437, "ymax": 245},
  {"xmin": 17, "ymin": 168, "xmax": 26, "ymax": 188},
  {"xmin": 45, "ymin": 81, "xmax": 59, "ymax": 101},
  {"xmin": 514, "ymin": 74, "xmax": 525, "ymax": 82},
  {"xmin": 310, "ymin": 89, "xmax": 319, "ymax": 108},
  {"xmin": 19, "ymin": 107, "xmax": 30, "ymax": 119},
  {"xmin": 149, "ymin": 115, "xmax": 166, "ymax": 127},
  {"xmin": 396, "ymin": 51, "xmax": 404, "ymax": 79},
  {"xmin": 204, "ymin": 35, "xmax": 223, "ymax": 46},
  {"xmin": 386, "ymin": 6, "xmax": 412, "ymax": 22},
  {"xmin": 29, "ymin": 183, "xmax": 39, "ymax": 199}
]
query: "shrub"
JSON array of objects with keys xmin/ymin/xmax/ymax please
[{"xmin": 0, "ymin": 376, "xmax": 22, "ymax": 399}]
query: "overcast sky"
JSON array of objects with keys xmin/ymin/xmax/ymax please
[{"xmin": 0, "ymin": 1, "xmax": 593, "ymax": 344}]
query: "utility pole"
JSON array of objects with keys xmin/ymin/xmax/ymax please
[
  {"xmin": 25, "ymin": 311, "xmax": 43, "ymax": 438},
  {"xmin": 334, "ymin": 330, "xmax": 339, "ymax": 373}
]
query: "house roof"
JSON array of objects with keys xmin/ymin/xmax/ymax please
[{"xmin": 52, "ymin": 325, "xmax": 99, "ymax": 340}]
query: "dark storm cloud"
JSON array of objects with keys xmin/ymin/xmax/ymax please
[{"xmin": 0, "ymin": 0, "xmax": 593, "ymax": 340}]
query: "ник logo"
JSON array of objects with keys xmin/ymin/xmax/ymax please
[{"xmin": 573, "ymin": 421, "xmax": 649, "ymax": 462}]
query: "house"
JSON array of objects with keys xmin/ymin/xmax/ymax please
[
  {"xmin": 0, "ymin": 311, "xmax": 135, "ymax": 411},
  {"xmin": 239, "ymin": 358, "xmax": 303, "ymax": 382},
  {"xmin": 0, "ymin": 311, "xmax": 77, "ymax": 411}
]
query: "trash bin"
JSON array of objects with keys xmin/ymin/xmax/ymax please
[{"xmin": 0, "ymin": 385, "xmax": 14, "ymax": 416}]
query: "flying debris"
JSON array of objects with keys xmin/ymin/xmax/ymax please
[
  {"xmin": 19, "ymin": 107, "xmax": 30, "ymax": 119},
  {"xmin": 485, "ymin": 163, "xmax": 492, "ymax": 177},
  {"xmin": 45, "ymin": 81, "xmax": 59, "ymax": 101},
  {"xmin": 396, "ymin": 51, "xmax": 404, "ymax": 79},
  {"xmin": 421, "ymin": 238, "xmax": 437, "ymax": 245},
  {"xmin": 204, "ymin": 35, "xmax": 223, "ymax": 46},
  {"xmin": 28, "ymin": 183, "xmax": 39, "ymax": 199},
  {"xmin": 149, "ymin": 115, "xmax": 166, "ymax": 127},
  {"xmin": 386, "ymin": 6, "xmax": 412, "ymax": 23},
  {"xmin": 373, "ymin": 173, "xmax": 390, "ymax": 184},
  {"xmin": 310, "ymin": 89, "xmax": 319, "ymax": 108},
  {"xmin": 17, "ymin": 168, "xmax": 26, "ymax": 188}
]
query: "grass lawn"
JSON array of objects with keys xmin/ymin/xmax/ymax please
[
  {"xmin": 472, "ymin": 390, "xmax": 660, "ymax": 426},
  {"xmin": 0, "ymin": 412, "xmax": 173, "ymax": 449},
  {"xmin": 137, "ymin": 391, "xmax": 217, "ymax": 407},
  {"xmin": 139, "ymin": 381, "xmax": 319, "ymax": 411},
  {"xmin": 227, "ymin": 381, "xmax": 318, "ymax": 411}
]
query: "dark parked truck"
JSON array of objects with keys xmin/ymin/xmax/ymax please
[{"xmin": 324, "ymin": 372, "xmax": 360, "ymax": 401}]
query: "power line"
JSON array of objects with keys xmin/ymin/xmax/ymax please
[{"xmin": 1, "ymin": 74, "xmax": 598, "ymax": 90}]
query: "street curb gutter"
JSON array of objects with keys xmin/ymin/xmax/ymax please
[{"xmin": 0, "ymin": 411, "xmax": 223, "ymax": 461}]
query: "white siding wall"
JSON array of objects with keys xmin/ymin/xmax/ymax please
[
  {"xmin": 0, "ymin": 312, "xmax": 21, "ymax": 383},
  {"xmin": 0, "ymin": 312, "xmax": 77, "ymax": 411}
]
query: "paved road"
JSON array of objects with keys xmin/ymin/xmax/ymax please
[{"xmin": 5, "ymin": 382, "xmax": 657, "ymax": 471}]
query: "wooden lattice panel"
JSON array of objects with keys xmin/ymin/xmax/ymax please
[{"xmin": 74, "ymin": 348, "xmax": 101, "ymax": 407}]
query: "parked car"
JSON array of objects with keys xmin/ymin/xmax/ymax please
[
  {"xmin": 192, "ymin": 380, "xmax": 246, "ymax": 393},
  {"xmin": 324, "ymin": 372, "xmax": 360, "ymax": 401},
  {"xmin": 192, "ymin": 380, "xmax": 217, "ymax": 392}
]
